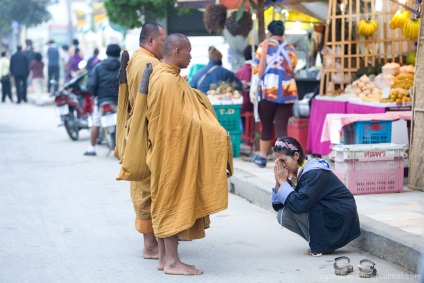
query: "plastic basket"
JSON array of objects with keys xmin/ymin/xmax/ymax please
[
  {"xmin": 331, "ymin": 143, "xmax": 408, "ymax": 195},
  {"xmin": 213, "ymin": 104, "xmax": 241, "ymax": 133},
  {"xmin": 230, "ymin": 131, "xmax": 241, "ymax": 157},
  {"xmin": 343, "ymin": 120, "xmax": 392, "ymax": 144},
  {"xmin": 331, "ymin": 143, "xmax": 408, "ymax": 161}
]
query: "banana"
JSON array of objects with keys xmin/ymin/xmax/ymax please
[
  {"xmin": 402, "ymin": 18, "xmax": 420, "ymax": 40},
  {"xmin": 357, "ymin": 19, "xmax": 377, "ymax": 37}
]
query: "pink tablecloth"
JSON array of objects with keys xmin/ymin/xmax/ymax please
[
  {"xmin": 346, "ymin": 102, "xmax": 386, "ymax": 114},
  {"xmin": 307, "ymin": 98, "xmax": 347, "ymax": 155},
  {"xmin": 321, "ymin": 111, "xmax": 412, "ymax": 142}
]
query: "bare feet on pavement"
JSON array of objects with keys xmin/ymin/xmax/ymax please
[
  {"xmin": 164, "ymin": 260, "xmax": 203, "ymax": 275},
  {"xmin": 143, "ymin": 247, "xmax": 159, "ymax": 260}
]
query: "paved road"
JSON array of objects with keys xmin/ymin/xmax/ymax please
[{"xmin": 0, "ymin": 102, "xmax": 419, "ymax": 282}]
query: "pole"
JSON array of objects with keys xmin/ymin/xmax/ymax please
[{"xmin": 66, "ymin": 0, "xmax": 73, "ymax": 44}]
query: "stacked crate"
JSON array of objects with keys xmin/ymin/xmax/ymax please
[{"xmin": 213, "ymin": 104, "xmax": 242, "ymax": 157}]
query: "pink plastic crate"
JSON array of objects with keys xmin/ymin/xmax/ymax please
[{"xmin": 332, "ymin": 144, "xmax": 407, "ymax": 195}]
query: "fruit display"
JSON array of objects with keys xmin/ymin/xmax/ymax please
[
  {"xmin": 344, "ymin": 75, "xmax": 382, "ymax": 102},
  {"xmin": 357, "ymin": 19, "xmax": 378, "ymax": 36},
  {"xmin": 389, "ymin": 10, "xmax": 410, "ymax": 29},
  {"xmin": 402, "ymin": 18, "xmax": 420, "ymax": 40},
  {"xmin": 207, "ymin": 81, "xmax": 242, "ymax": 104},
  {"xmin": 379, "ymin": 70, "xmax": 414, "ymax": 103},
  {"xmin": 340, "ymin": 63, "xmax": 415, "ymax": 104}
]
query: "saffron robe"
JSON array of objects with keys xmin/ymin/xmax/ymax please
[
  {"xmin": 146, "ymin": 63, "xmax": 231, "ymax": 239},
  {"xmin": 116, "ymin": 48, "xmax": 160, "ymax": 234}
]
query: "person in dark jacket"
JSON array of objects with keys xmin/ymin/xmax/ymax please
[
  {"xmin": 271, "ymin": 136, "xmax": 360, "ymax": 256},
  {"xmin": 190, "ymin": 46, "xmax": 242, "ymax": 94},
  {"xmin": 84, "ymin": 44, "xmax": 121, "ymax": 156},
  {"xmin": 45, "ymin": 40, "xmax": 60, "ymax": 93},
  {"xmin": 10, "ymin": 46, "xmax": 30, "ymax": 103}
]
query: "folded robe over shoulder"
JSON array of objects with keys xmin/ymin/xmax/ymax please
[{"xmin": 146, "ymin": 63, "xmax": 232, "ymax": 239}]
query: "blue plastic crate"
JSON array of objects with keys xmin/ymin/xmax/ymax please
[
  {"xmin": 213, "ymin": 104, "xmax": 242, "ymax": 133},
  {"xmin": 343, "ymin": 120, "xmax": 392, "ymax": 144},
  {"xmin": 229, "ymin": 131, "xmax": 241, "ymax": 157}
]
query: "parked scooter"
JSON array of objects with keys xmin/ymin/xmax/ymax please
[{"xmin": 52, "ymin": 61, "xmax": 94, "ymax": 141}]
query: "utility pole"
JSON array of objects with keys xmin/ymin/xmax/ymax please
[{"xmin": 66, "ymin": 0, "xmax": 73, "ymax": 44}]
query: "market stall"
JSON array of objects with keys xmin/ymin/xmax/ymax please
[{"xmin": 307, "ymin": 0, "xmax": 418, "ymax": 156}]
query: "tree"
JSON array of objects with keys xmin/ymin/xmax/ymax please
[
  {"xmin": 104, "ymin": 0, "xmax": 174, "ymax": 29},
  {"xmin": 0, "ymin": 0, "xmax": 52, "ymax": 32}
]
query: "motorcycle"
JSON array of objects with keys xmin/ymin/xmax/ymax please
[
  {"xmin": 99, "ymin": 101, "xmax": 117, "ymax": 153},
  {"xmin": 52, "ymin": 65, "xmax": 94, "ymax": 141}
]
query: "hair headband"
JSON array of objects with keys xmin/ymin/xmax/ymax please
[{"xmin": 274, "ymin": 140, "xmax": 298, "ymax": 151}]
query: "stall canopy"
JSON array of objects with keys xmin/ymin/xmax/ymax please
[{"xmin": 176, "ymin": 0, "xmax": 328, "ymax": 21}]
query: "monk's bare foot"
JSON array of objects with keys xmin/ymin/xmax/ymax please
[
  {"xmin": 143, "ymin": 246, "xmax": 159, "ymax": 260},
  {"xmin": 164, "ymin": 260, "xmax": 203, "ymax": 275},
  {"xmin": 304, "ymin": 248, "xmax": 311, "ymax": 255},
  {"xmin": 157, "ymin": 259, "xmax": 166, "ymax": 270},
  {"xmin": 158, "ymin": 262, "xmax": 195, "ymax": 271}
]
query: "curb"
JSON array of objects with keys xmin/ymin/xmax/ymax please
[{"xmin": 228, "ymin": 167, "xmax": 423, "ymax": 273}]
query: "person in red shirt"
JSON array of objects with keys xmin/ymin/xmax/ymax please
[{"xmin": 29, "ymin": 52, "xmax": 45, "ymax": 106}]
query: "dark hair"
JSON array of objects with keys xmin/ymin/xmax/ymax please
[
  {"xmin": 273, "ymin": 136, "xmax": 306, "ymax": 166},
  {"xmin": 1, "ymin": 51, "xmax": 6, "ymax": 57},
  {"xmin": 34, "ymin": 52, "xmax": 42, "ymax": 61},
  {"xmin": 139, "ymin": 22, "xmax": 164, "ymax": 45},
  {"xmin": 17, "ymin": 45, "xmax": 22, "ymax": 52},
  {"xmin": 73, "ymin": 39, "xmax": 79, "ymax": 46},
  {"xmin": 75, "ymin": 48, "xmax": 80, "ymax": 54},
  {"xmin": 93, "ymin": 48, "xmax": 99, "ymax": 55},
  {"xmin": 243, "ymin": 45, "xmax": 257, "ymax": 61},
  {"xmin": 62, "ymin": 44, "xmax": 69, "ymax": 51},
  {"xmin": 267, "ymin": 20, "xmax": 285, "ymax": 36}
]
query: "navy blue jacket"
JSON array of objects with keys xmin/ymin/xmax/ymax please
[
  {"xmin": 272, "ymin": 159, "xmax": 361, "ymax": 253},
  {"xmin": 190, "ymin": 60, "xmax": 242, "ymax": 94},
  {"xmin": 88, "ymin": 57, "xmax": 120, "ymax": 107},
  {"xmin": 10, "ymin": 51, "xmax": 29, "ymax": 77}
]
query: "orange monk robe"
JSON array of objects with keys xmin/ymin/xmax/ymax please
[
  {"xmin": 122, "ymin": 48, "xmax": 160, "ymax": 234},
  {"xmin": 146, "ymin": 63, "xmax": 231, "ymax": 239}
]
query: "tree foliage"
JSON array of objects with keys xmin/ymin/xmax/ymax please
[
  {"xmin": 0, "ymin": 0, "xmax": 52, "ymax": 32},
  {"xmin": 104, "ymin": 0, "xmax": 174, "ymax": 29}
]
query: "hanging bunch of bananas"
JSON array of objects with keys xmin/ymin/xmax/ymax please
[
  {"xmin": 402, "ymin": 18, "xmax": 420, "ymax": 40},
  {"xmin": 389, "ymin": 10, "xmax": 410, "ymax": 29},
  {"xmin": 357, "ymin": 19, "xmax": 378, "ymax": 36}
]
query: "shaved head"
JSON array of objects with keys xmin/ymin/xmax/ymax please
[
  {"xmin": 162, "ymin": 33, "xmax": 192, "ymax": 69},
  {"xmin": 139, "ymin": 22, "xmax": 164, "ymax": 45},
  {"xmin": 163, "ymin": 33, "xmax": 189, "ymax": 58}
]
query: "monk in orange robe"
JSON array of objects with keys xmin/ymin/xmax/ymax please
[{"xmin": 146, "ymin": 33, "xmax": 232, "ymax": 275}]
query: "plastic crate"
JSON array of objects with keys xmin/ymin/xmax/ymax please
[
  {"xmin": 343, "ymin": 120, "xmax": 392, "ymax": 144},
  {"xmin": 213, "ymin": 104, "xmax": 242, "ymax": 133},
  {"xmin": 331, "ymin": 144, "xmax": 408, "ymax": 195},
  {"xmin": 287, "ymin": 117, "xmax": 309, "ymax": 153},
  {"xmin": 230, "ymin": 131, "xmax": 241, "ymax": 157}
]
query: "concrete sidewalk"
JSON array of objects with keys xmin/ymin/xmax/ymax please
[{"xmin": 228, "ymin": 157, "xmax": 424, "ymax": 273}]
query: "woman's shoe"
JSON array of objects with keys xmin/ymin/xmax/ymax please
[
  {"xmin": 251, "ymin": 154, "xmax": 267, "ymax": 168},
  {"xmin": 334, "ymin": 256, "xmax": 353, "ymax": 276},
  {"xmin": 358, "ymin": 259, "xmax": 377, "ymax": 278}
]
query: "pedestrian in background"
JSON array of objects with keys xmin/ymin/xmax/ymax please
[
  {"xmin": 146, "ymin": 33, "xmax": 231, "ymax": 275},
  {"xmin": 65, "ymin": 47, "xmax": 83, "ymax": 82},
  {"xmin": 235, "ymin": 45, "xmax": 255, "ymax": 134},
  {"xmin": 271, "ymin": 136, "xmax": 360, "ymax": 256},
  {"xmin": 84, "ymin": 44, "xmax": 121, "ymax": 156},
  {"xmin": 45, "ymin": 40, "xmax": 60, "ymax": 94},
  {"xmin": 86, "ymin": 48, "xmax": 101, "ymax": 74},
  {"xmin": 190, "ymin": 46, "xmax": 242, "ymax": 94},
  {"xmin": 29, "ymin": 52, "xmax": 45, "ymax": 106},
  {"xmin": 250, "ymin": 20, "xmax": 298, "ymax": 168},
  {"xmin": 10, "ymin": 45, "xmax": 30, "ymax": 104},
  {"xmin": 1, "ymin": 51, "xmax": 13, "ymax": 103}
]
